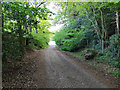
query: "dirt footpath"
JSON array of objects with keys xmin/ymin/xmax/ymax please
[{"xmin": 2, "ymin": 45, "xmax": 118, "ymax": 88}]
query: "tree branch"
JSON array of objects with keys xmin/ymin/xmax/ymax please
[{"xmin": 37, "ymin": 2, "xmax": 45, "ymax": 7}]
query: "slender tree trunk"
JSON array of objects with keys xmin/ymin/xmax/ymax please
[
  {"xmin": 85, "ymin": 11, "xmax": 101, "ymax": 41},
  {"xmin": 99, "ymin": 8, "xmax": 105, "ymax": 53},
  {"xmin": 28, "ymin": 17, "xmax": 32, "ymax": 32},
  {"xmin": 116, "ymin": 11, "xmax": 120, "ymax": 58},
  {"xmin": 29, "ymin": 24, "xmax": 32, "ymax": 32},
  {"xmin": 116, "ymin": 11, "xmax": 119, "ymax": 35},
  {"xmin": 2, "ymin": 12, "xmax": 4, "ymax": 32},
  {"xmin": 26, "ymin": 25, "xmax": 28, "ymax": 33},
  {"xmin": 24, "ymin": 23, "xmax": 28, "ymax": 33},
  {"xmin": 17, "ymin": 8, "xmax": 24, "ymax": 49},
  {"xmin": 18, "ymin": 20, "xmax": 23, "ymax": 46},
  {"xmin": 24, "ymin": 20, "xmax": 28, "ymax": 33},
  {"xmin": 92, "ymin": 8, "xmax": 101, "ymax": 38},
  {"xmin": 24, "ymin": 22, "xmax": 28, "ymax": 46},
  {"xmin": 35, "ymin": 20, "xmax": 38, "ymax": 33},
  {"xmin": 0, "ymin": 2, "xmax": 2, "ymax": 85},
  {"xmin": 35, "ymin": 28, "xmax": 38, "ymax": 33}
]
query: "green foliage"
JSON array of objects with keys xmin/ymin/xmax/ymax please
[
  {"xmin": 83, "ymin": 49, "xmax": 97, "ymax": 60},
  {"xmin": 54, "ymin": 25, "xmax": 96, "ymax": 51},
  {"xmin": 2, "ymin": 2, "xmax": 52, "ymax": 63},
  {"xmin": 54, "ymin": 2, "xmax": 120, "ymax": 77},
  {"xmin": 29, "ymin": 31, "xmax": 50, "ymax": 49},
  {"xmin": 2, "ymin": 32, "xmax": 25, "ymax": 62},
  {"xmin": 110, "ymin": 34, "xmax": 120, "ymax": 48},
  {"xmin": 28, "ymin": 20, "xmax": 51, "ymax": 49},
  {"xmin": 53, "ymin": 30, "xmax": 68, "ymax": 46},
  {"xmin": 54, "ymin": 27, "xmax": 86, "ymax": 51},
  {"xmin": 112, "ymin": 71, "xmax": 120, "ymax": 78},
  {"xmin": 95, "ymin": 51, "xmax": 120, "ymax": 68}
]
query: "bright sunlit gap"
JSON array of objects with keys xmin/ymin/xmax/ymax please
[
  {"xmin": 49, "ymin": 40, "xmax": 56, "ymax": 45},
  {"xmin": 47, "ymin": 2, "xmax": 64, "ymax": 32},
  {"xmin": 47, "ymin": 2, "xmax": 63, "ymax": 46}
]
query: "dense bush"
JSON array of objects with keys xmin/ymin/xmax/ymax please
[
  {"xmin": 83, "ymin": 49, "xmax": 97, "ymax": 60},
  {"xmin": 54, "ymin": 30, "xmax": 68, "ymax": 46},
  {"xmin": 2, "ymin": 32, "xmax": 25, "ymax": 62},
  {"xmin": 109, "ymin": 34, "xmax": 120, "ymax": 57},
  {"xmin": 54, "ymin": 28, "xmax": 85, "ymax": 51},
  {"xmin": 54, "ymin": 27, "xmax": 96, "ymax": 52},
  {"xmin": 29, "ymin": 31, "xmax": 50, "ymax": 49}
]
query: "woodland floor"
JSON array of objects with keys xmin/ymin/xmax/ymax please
[{"xmin": 2, "ymin": 45, "xmax": 119, "ymax": 88}]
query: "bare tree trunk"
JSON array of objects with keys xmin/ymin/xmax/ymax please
[
  {"xmin": 85, "ymin": 11, "xmax": 101, "ymax": 41},
  {"xmin": 116, "ymin": 11, "xmax": 120, "ymax": 58},
  {"xmin": 35, "ymin": 20, "xmax": 38, "ymax": 33},
  {"xmin": 116, "ymin": 11, "xmax": 119, "ymax": 35},
  {"xmin": 99, "ymin": 8, "xmax": 105, "ymax": 53},
  {"xmin": 35, "ymin": 28, "xmax": 38, "ymax": 33},
  {"xmin": 92, "ymin": 8, "xmax": 101, "ymax": 37},
  {"xmin": 28, "ymin": 17, "xmax": 32, "ymax": 32},
  {"xmin": 23, "ymin": 21, "xmax": 28, "ymax": 33},
  {"xmin": 2, "ymin": 12, "xmax": 4, "ymax": 32},
  {"xmin": 27, "ymin": 14, "xmax": 32, "ymax": 32},
  {"xmin": 29, "ymin": 24, "xmax": 32, "ymax": 32},
  {"xmin": 24, "ymin": 22, "xmax": 28, "ymax": 45},
  {"xmin": 0, "ymin": 2, "xmax": 2, "ymax": 88}
]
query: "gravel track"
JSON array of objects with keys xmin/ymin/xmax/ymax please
[
  {"xmin": 3, "ymin": 45, "xmax": 114, "ymax": 88},
  {"xmin": 44, "ymin": 45, "xmax": 108, "ymax": 88}
]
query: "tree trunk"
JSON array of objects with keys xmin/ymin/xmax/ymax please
[
  {"xmin": 116, "ymin": 11, "xmax": 120, "ymax": 58},
  {"xmin": 116, "ymin": 11, "xmax": 119, "ymax": 35},
  {"xmin": 85, "ymin": 11, "xmax": 101, "ymax": 41},
  {"xmin": 17, "ymin": 8, "xmax": 24, "ymax": 49},
  {"xmin": 35, "ymin": 28, "xmax": 38, "ymax": 33},
  {"xmin": 99, "ymin": 8, "xmax": 105, "ymax": 53},
  {"xmin": 102, "ymin": 39, "xmax": 104, "ymax": 53},
  {"xmin": 24, "ymin": 22, "xmax": 28, "ymax": 46},
  {"xmin": 24, "ymin": 21, "xmax": 28, "ymax": 33},
  {"xmin": 2, "ymin": 11, "xmax": 4, "ymax": 32},
  {"xmin": 28, "ymin": 17, "xmax": 32, "ymax": 32},
  {"xmin": 29, "ymin": 24, "xmax": 32, "ymax": 32},
  {"xmin": 35, "ymin": 20, "xmax": 38, "ymax": 33},
  {"xmin": 0, "ymin": 2, "xmax": 2, "ymax": 88},
  {"xmin": 92, "ymin": 8, "xmax": 101, "ymax": 38}
]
